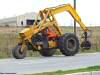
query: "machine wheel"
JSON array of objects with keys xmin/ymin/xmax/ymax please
[
  {"xmin": 39, "ymin": 49, "xmax": 56, "ymax": 57},
  {"xmin": 81, "ymin": 41, "xmax": 91, "ymax": 50},
  {"xmin": 60, "ymin": 33, "xmax": 79, "ymax": 56},
  {"xmin": 12, "ymin": 44, "xmax": 27, "ymax": 59}
]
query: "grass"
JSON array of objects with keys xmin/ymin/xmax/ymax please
[
  {"xmin": 25, "ymin": 65, "xmax": 100, "ymax": 75},
  {"xmin": 0, "ymin": 26, "xmax": 100, "ymax": 58}
]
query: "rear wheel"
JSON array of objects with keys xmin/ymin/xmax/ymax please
[
  {"xmin": 39, "ymin": 49, "xmax": 56, "ymax": 57},
  {"xmin": 59, "ymin": 33, "xmax": 79, "ymax": 56},
  {"xmin": 12, "ymin": 44, "xmax": 27, "ymax": 59}
]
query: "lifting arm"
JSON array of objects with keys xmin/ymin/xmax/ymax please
[{"xmin": 48, "ymin": 4, "xmax": 89, "ymax": 32}]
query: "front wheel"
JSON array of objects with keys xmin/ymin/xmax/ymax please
[{"xmin": 12, "ymin": 44, "xmax": 27, "ymax": 59}]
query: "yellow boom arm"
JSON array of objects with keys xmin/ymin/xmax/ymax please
[
  {"xmin": 19, "ymin": 4, "xmax": 89, "ymax": 42},
  {"xmin": 48, "ymin": 4, "xmax": 89, "ymax": 32}
]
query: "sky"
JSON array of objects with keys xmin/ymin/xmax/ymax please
[{"xmin": 0, "ymin": 0, "xmax": 100, "ymax": 26}]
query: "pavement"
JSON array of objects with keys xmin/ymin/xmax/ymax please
[{"xmin": 0, "ymin": 53, "xmax": 100, "ymax": 75}]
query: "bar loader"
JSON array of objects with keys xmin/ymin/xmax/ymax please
[{"xmin": 12, "ymin": 4, "xmax": 91, "ymax": 59}]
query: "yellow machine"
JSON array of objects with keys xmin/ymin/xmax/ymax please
[{"xmin": 12, "ymin": 4, "xmax": 91, "ymax": 59}]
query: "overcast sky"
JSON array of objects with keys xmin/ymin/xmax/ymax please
[{"xmin": 0, "ymin": 0, "xmax": 100, "ymax": 26}]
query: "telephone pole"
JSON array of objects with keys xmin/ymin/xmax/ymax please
[{"xmin": 74, "ymin": 0, "xmax": 76, "ymax": 34}]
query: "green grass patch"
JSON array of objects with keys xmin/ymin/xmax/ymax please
[{"xmin": 25, "ymin": 65, "xmax": 100, "ymax": 75}]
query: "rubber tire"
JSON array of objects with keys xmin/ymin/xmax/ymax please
[
  {"xmin": 60, "ymin": 33, "xmax": 79, "ymax": 56},
  {"xmin": 12, "ymin": 45, "xmax": 27, "ymax": 59},
  {"xmin": 39, "ymin": 49, "xmax": 56, "ymax": 57}
]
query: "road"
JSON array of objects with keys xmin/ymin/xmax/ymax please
[{"xmin": 0, "ymin": 53, "xmax": 100, "ymax": 75}]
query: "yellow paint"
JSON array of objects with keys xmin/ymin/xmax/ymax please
[
  {"xmin": 49, "ymin": 40, "xmax": 57, "ymax": 48},
  {"xmin": 18, "ymin": 3, "xmax": 89, "ymax": 50}
]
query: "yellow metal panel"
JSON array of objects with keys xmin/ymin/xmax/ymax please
[{"xmin": 49, "ymin": 40, "xmax": 57, "ymax": 48}]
